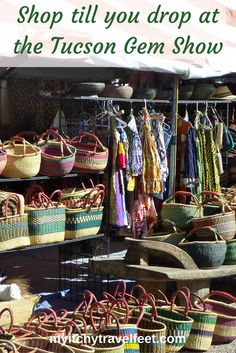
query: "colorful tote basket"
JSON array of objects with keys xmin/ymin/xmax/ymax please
[
  {"xmin": 174, "ymin": 289, "xmax": 218, "ymax": 351},
  {"xmin": 161, "ymin": 191, "xmax": 202, "ymax": 230},
  {"xmin": 192, "ymin": 197, "xmax": 236, "ymax": 241},
  {"xmin": 39, "ymin": 129, "xmax": 76, "ymax": 176},
  {"xmin": 194, "ymin": 291, "xmax": 236, "ymax": 343},
  {"xmin": 65, "ymin": 189, "xmax": 104, "ymax": 239},
  {"xmin": 70, "ymin": 132, "xmax": 109, "ymax": 173},
  {"xmin": 223, "ymin": 238, "xmax": 236, "ymax": 264},
  {"xmin": 25, "ymin": 190, "xmax": 65, "ymax": 245},
  {"xmin": 0, "ymin": 193, "xmax": 30, "ymax": 251},
  {"xmin": 2, "ymin": 137, "xmax": 41, "ymax": 178}
]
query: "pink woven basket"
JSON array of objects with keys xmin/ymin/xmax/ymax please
[
  {"xmin": 70, "ymin": 132, "xmax": 108, "ymax": 173},
  {"xmin": 38, "ymin": 129, "xmax": 76, "ymax": 176}
]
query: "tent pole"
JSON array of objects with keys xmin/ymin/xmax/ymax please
[{"xmin": 168, "ymin": 75, "xmax": 179, "ymax": 196}]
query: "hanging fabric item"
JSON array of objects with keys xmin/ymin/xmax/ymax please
[
  {"xmin": 215, "ymin": 122, "xmax": 224, "ymax": 175},
  {"xmin": 127, "ymin": 112, "xmax": 142, "ymax": 178},
  {"xmin": 131, "ymin": 194, "xmax": 147, "ymax": 239},
  {"xmin": 177, "ymin": 116, "xmax": 193, "ymax": 190},
  {"xmin": 109, "ymin": 117, "xmax": 128, "ymax": 227},
  {"xmin": 141, "ymin": 108, "xmax": 162, "ymax": 194},
  {"xmin": 183, "ymin": 127, "xmax": 199, "ymax": 188},
  {"xmin": 117, "ymin": 126, "xmax": 129, "ymax": 170},
  {"xmin": 196, "ymin": 116, "xmax": 221, "ymax": 193},
  {"xmin": 150, "ymin": 113, "xmax": 169, "ymax": 198}
]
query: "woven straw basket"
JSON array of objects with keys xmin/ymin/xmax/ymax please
[
  {"xmin": 25, "ymin": 190, "xmax": 66, "ymax": 245},
  {"xmin": 39, "ymin": 129, "xmax": 76, "ymax": 176},
  {"xmin": 65, "ymin": 189, "xmax": 104, "ymax": 239},
  {"xmin": 0, "ymin": 150, "xmax": 7, "ymax": 175},
  {"xmin": 194, "ymin": 290, "xmax": 236, "ymax": 343},
  {"xmin": 178, "ymin": 227, "xmax": 227, "ymax": 269},
  {"xmin": 15, "ymin": 337, "xmax": 74, "ymax": 353},
  {"xmin": 162, "ymin": 191, "xmax": 202, "ymax": 230},
  {"xmin": 224, "ymin": 238, "xmax": 236, "ymax": 264},
  {"xmin": 0, "ymin": 193, "xmax": 30, "ymax": 251},
  {"xmin": 70, "ymin": 132, "xmax": 108, "ymax": 173},
  {"xmin": 2, "ymin": 137, "xmax": 41, "ymax": 178}
]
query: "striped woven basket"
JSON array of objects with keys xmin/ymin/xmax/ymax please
[
  {"xmin": 25, "ymin": 190, "xmax": 65, "ymax": 245},
  {"xmin": 65, "ymin": 189, "xmax": 104, "ymax": 239},
  {"xmin": 62, "ymin": 183, "xmax": 105, "ymax": 207},
  {"xmin": 174, "ymin": 289, "xmax": 218, "ymax": 351},
  {"xmin": 139, "ymin": 293, "xmax": 193, "ymax": 352},
  {"xmin": 195, "ymin": 290, "xmax": 236, "ymax": 343},
  {"xmin": 161, "ymin": 191, "xmax": 202, "ymax": 230},
  {"xmin": 0, "ymin": 193, "xmax": 30, "ymax": 251},
  {"xmin": 0, "ymin": 191, "xmax": 25, "ymax": 217},
  {"xmin": 39, "ymin": 129, "xmax": 76, "ymax": 176},
  {"xmin": 2, "ymin": 137, "xmax": 41, "ymax": 178},
  {"xmin": 70, "ymin": 132, "xmax": 108, "ymax": 173},
  {"xmin": 192, "ymin": 197, "xmax": 236, "ymax": 241}
]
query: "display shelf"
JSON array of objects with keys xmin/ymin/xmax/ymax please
[
  {"xmin": 0, "ymin": 233, "xmax": 104, "ymax": 255},
  {"xmin": 0, "ymin": 172, "xmax": 104, "ymax": 183},
  {"xmin": 38, "ymin": 95, "xmax": 233, "ymax": 105},
  {"xmin": 38, "ymin": 95, "xmax": 172, "ymax": 104}
]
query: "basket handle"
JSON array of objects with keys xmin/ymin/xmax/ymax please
[
  {"xmin": 89, "ymin": 301, "xmax": 108, "ymax": 333},
  {"xmin": 165, "ymin": 191, "xmax": 199, "ymax": 206},
  {"xmin": 84, "ymin": 189, "xmax": 105, "ymax": 209},
  {"xmin": 170, "ymin": 290, "xmax": 190, "ymax": 316},
  {"xmin": 82, "ymin": 290, "xmax": 98, "ymax": 315},
  {"xmin": 25, "ymin": 184, "xmax": 45, "ymax": 205},
  {"xmin": 8, "ymin": 136, "xmax": 39, "ymax": 156},
  {"xmin": 32, "ymin": 193, "xmax": 53, "ymax": 209},
  {"xmin": 0, "ymin": 341, "xmax": 18, "ymax": 353},
  {"xmin": 4, "ymin": 193, "xmax": 24, "ymax": 217},
  {"xmin": 40, "ymin": 129, "xmax": 74, "ymax": 157},
  {"xmin": 139, "ymin": 293, "xmax": 157, "ymax": 319},
  {"xmin": 205, "ymin": 290, "xmax": 236, "ymax": 302},
  {"xmin": 71, "ymin": 132, "xmax": 106, "ymax": 153},
  {"xmin": 0, "ymin": 308, "xmax": 14, "ymax": 333},
  {"xmin": 130, "ymin": 284, "xmax": 147, "ymax": 299},
  {"xmin": 55, "ymin": 309, "xmax": 68, "ymax": 320},
  {"xmin": 180, "ymin": 226, "xmax": 223, "ymax": 244},
  {"xmin": 108, "ymin": 298, "xmax": 130, "ymax": 324},
  {"xmin": 49, "ymin": 190, "xmax": 63, "ymax": 207},
  {"xmin": 149, "ymin": 290, "xmax": 170, "ymax": 305},
  {"xmin": 201, "ymin": 196, "xmax": 232, "ymax": 213},
  {"xmin": 197, "ymin": 190, "xmax": 221, "ymax": 198},
  {"xmin": 179, "ymin": 287, "xmax": 208, "ymax": 311},
  {"xmin": 128, "ymin": 305, "xmax": 145, "ymax": 326},
  {"xmin": 102, "ymin": 292, "xmax": 117, "ymax": 301},
  {"xmin": 113, "ymin": 280, "xmax": 127, "ymax": 298}
]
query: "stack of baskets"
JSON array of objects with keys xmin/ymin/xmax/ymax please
[
  {"xmin": 0, "ymin": 130, "xmax": 109, "ymax": 178},
  {"xmin": 158, "ymin": 190, "xmax": 236, "ymax": 268}
]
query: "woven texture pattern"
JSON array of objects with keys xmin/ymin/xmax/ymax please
[
  {"xmin": 25, "ymin": 205, "xmax": 66, "ymax": 245},
  {"xmin": 65, "ymin": 206, "xmax": 103, "ymax": 239},
  {"xmin": 224, "ymin": 239, "xmax": 236, "ymax": 264},
  {"xmin": 0, "ymin": 214, "xmax": 30, "ymax": 251},
  {"xmin": 192, "ymin": 211, "xmax": 236, "ymax": 241}
]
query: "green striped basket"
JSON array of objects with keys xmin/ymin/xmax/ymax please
[
  {"xmin": 65, "ymin": 189, "xmax": 104, "ymax": 239},
  {"xmin": 25, "ymin": 190, "xmax": 65, "ymax": 245},
  {"xmin": 65, "ymin": 206, "xmax": 103, "ymax": 239},
  {"xmin": 25, "ymin": 205, "xmax": 66, "ymax": 245},
  {"xmin": 223, "ymin": 238, "xmax": 236, "ymax": 265},
  {"xmin": 0, "ymin": 193, "xmax": 30, "ymax": 251}
]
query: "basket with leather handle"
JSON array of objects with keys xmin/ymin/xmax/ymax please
[
  {"xmin": 161, "ymin": 191, "xmax": 202, "ymax": 230},
  {"xmin": 38, "ymin": 129, "xmax": 76, "ymax": 176},
  {"xmin": 65, "ymin": 188, "xmax": 104, "ymax": 239},
  {"xmin": 25, "ymin": 190, "xmax": 65, "ymax": 245},
  {"xmin": 192, "ymin": 197, "xmax": 236, "ymax": 241},
  {"xmin": 70, "ymin": 132, "xmax": 108, "ymax": 173}
]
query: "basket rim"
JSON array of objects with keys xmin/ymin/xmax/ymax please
[
  {"xmin": 194, "ymin": 299, "xmax": 236, "ymax": 320},
  {"xmin": 3, "ymin": 144, "xmax": 41, "ymax": 157}
]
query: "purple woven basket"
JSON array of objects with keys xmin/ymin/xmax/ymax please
[{"xmin": 195, "ymin": 290, "xmax": 236, "ymax": 343}]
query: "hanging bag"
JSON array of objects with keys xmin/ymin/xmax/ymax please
[
  {"xmin": 162, "ymin": 191, "xmax": 202, "ymax": 230},
  {"xmin": 69, "ymin": 132, "xmax": 109, "ymax": 173}
]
